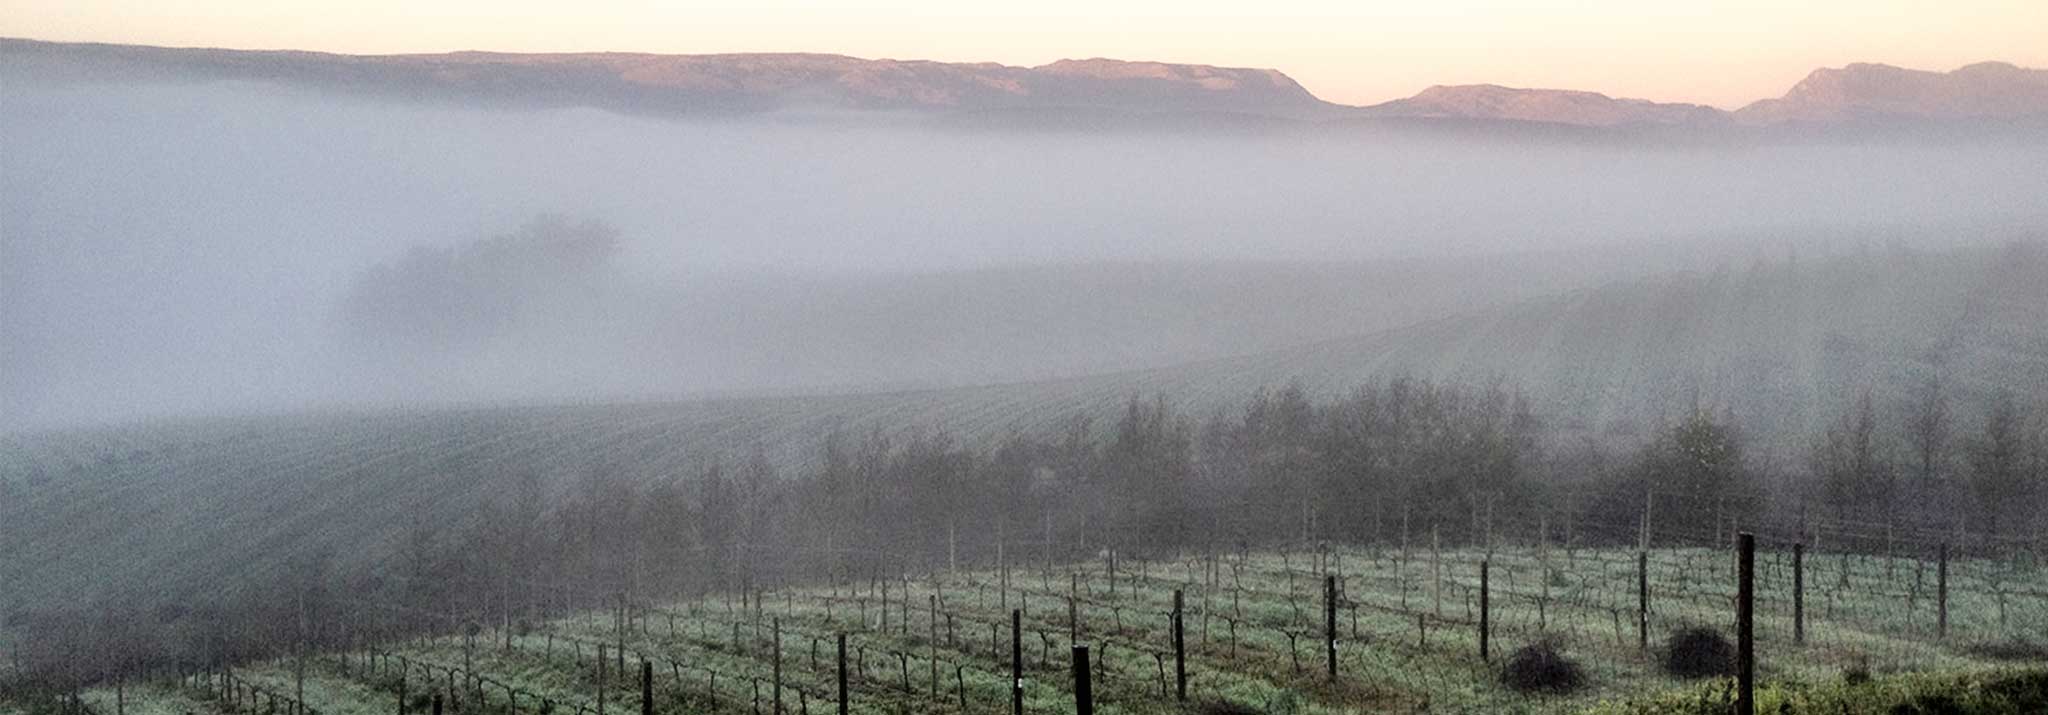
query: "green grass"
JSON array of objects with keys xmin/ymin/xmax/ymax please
[
  {"xmin": 56, "ymin": 542, "xmax": 2048, "ymax": 715},
  {"xmin": 1582, "ymin": 668, "xmax": 2048, "ymax": 715}
]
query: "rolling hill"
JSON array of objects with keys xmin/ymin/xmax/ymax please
[{"xmin": 4, "ymin": 241, "xmax": 2046, "ymax": 621}]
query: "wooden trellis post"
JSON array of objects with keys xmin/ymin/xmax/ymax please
[
  {"xmin": 1637, "ymin": 551, "xmax": 1649, "ymax": 651},
  {"xmin": 1793, "ymin": 543, "xmax": 1805, "ymax": 644},
  {"xmin": 1173, "ymin": 590, "xmax": 1187, "ymax": 701},
  {"xmin": 1010, "ymin": 610, "xmax": 1023, "ymax": 715},
  {"xmin": 1737, "ymin": 533, "xmax": 1754, "ymax": 715},
  {"xmin": 1071, "ymin": 647, "xmax": 1093, "ymax": 715},
  {"xmin": 1479, "ymin": 561, "xmax": 1490, "ymax": 662},
  {"xmin": 1324, "ymin": 575, "xmax": 1338, "ymax": 678},
  {"xmin": 639, "ymin": 663, "xmax": 652, "ymax": 715}
]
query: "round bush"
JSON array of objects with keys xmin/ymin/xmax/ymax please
[
  {"xmin": 1196, "ymin": 700, "xmax": 1263, "ymax": 715},
  {"xmin": 1502, "ymin": 641, "xmax": 1586, "ymax": 693},
  {"xmin": 1842, "ymin": 657, "xmax": 1872, "ymax": 685},
  {"xmin": 1663, "ymin": 626, "xmax": 1735, "ymax": 679}
]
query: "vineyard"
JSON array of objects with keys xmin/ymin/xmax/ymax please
[
  {"xmin": 43, "ymin": 514, "xmax": 2048, "ymax": 715},
  {"xmin": 6, "ymin": 243, "xmax": 2047, "ymax": 626}
]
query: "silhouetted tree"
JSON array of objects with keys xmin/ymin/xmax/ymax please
[
  {"xmin": 1966, "ymin": 392, "xmax": 2034, "ymax": 539},
  {"xmin": 1811, "ymin": 390, "xmax": 1895, "ymax": 527}
]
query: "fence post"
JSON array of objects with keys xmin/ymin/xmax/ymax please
[
  {"xmin": 1173, "ymin": 590, "xmax": 1187, "ymax": 701},
  {"xmin": 1637, "ymin": 551, "xmax": 1649, "ymax": 651},
  {"xmin": 1793, "ymin": 543, "xmax": 1805, "ymax": 644},
  {"xmin": 1938, "ymin": 543, "xmax": 1950, "ymax": 639},
  {"xmin": 1011, "ymin": 609, "xmax": 1023, "ymax": 715},
  {"xmin": 1479, "ymin": 561, "xmax": 1490, "ymax": 662},
  {"xmin": 1738, "ymin": 532, "xmax": 1754, "ymax": 715},
  {"xmin": 836, "ymin": 634, "xmax": 847, "ymax": 715},
  {"xmin": 773, "ymin": 619, "xmax": 783, "ymax": 715},
  {"xmin": 1323, "ymin": 575, "xmax": 1338, "ymax": 677},
  {"xmin": 398, "ymin": 675, "xmax": 406, "ymax": 715},
  {"xmin": 1071, "ymin": 647, "xmax": 1093, "ymax": 715},
  {"xmin": 431, "ymin": 695, "xmax": 441, "ymax": 715},
  {"xmin": 597, "ymin": 645, "xmax": 607, "ymax": 715},
  {"xmin": 641, "ymin": 661, "xmax": 653, "ymax": 715}
]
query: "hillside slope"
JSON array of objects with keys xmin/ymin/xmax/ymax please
[
  {"xmin": 4, "ymin": 242, "xmax": 2046, "ymax": 618},
  {"xmin": 1169, "ymin": 242, "xmax": 2048, "ymax": 442}
]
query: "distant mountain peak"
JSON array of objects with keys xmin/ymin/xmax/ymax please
[
  {"xmin": 1361, "ymin": 83, "xmax": 1726, "ymax": 127},
  {"xmin": 1738, "ymin": 60, "xmax": 2048, "ymax": 123},
  {"xmin": 1955, "ymin": 60, "xmax": 2023, "ymax": 74}
]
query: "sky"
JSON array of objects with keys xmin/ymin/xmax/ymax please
[{"xmin": 4, "ymin": 0, "xmax": 2045, "ymax": 109}]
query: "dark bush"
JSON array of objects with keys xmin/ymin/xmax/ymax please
[
  {"xmin": 1503, "ymin": 640, "xmax": 1586, "ymax": 693},
  {"xmin": 1196, "ymin": 700, "xmax": 1263, "ymax": 715},
  {"xmin": 1843, "ymin": 656, "xmax": 1871, "ymax": 685},
  {"xmin": 1663, "ymin": 626, "xmax": 1734, "ymax": 679}
]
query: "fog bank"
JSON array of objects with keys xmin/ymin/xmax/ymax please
[{"xmin": 5, "ymin": 79, "xmax": 2047, "ymax": 428}]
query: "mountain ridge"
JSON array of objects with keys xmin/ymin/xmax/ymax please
[
  {"xmin": 1738, "ymin": 60, "xmax": 2048, "ymax": 123},
  {"xmin": 6, "ymin": 37, "xmax": 2045, "ymax": 128},
  {"xmin": 0, "ymin": 38, "xmax": 1345, "ymax": 119}
]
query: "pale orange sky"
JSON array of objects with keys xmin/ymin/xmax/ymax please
[{"xmin": 4, "ymin": 0, "xmax": 2045, "ymax": 109}]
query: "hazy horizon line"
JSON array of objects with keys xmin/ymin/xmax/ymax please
[{"xmin": 6, "ymin": 34, "xmax": 2037, "ymax": 112}]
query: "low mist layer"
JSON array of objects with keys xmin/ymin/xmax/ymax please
[{"xmin": 5, "ymin": 79, "xmax": 2048, "ymax": 428}]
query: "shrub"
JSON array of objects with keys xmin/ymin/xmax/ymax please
[
  {"xmin": 1842, "ymin": 655, "xmax": 1871, "ymax": 685},
  {"xmin": 1503, "ymin": 640, "xmax": 1586, "ymax": 693},
  {"xmin": 1663, "ymin": 626, "xmax": 1734, "ymax": 679},
  {"xmin": 1196, "ymin": 700, "xmax": 1264, "ymax": 715}
]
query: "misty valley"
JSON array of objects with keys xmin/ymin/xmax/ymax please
[{"xmin": 4, "ymin": 37, "xmax": 2048, "ymax": 715}]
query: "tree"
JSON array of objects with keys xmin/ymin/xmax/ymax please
[
  {"xmin": 1238, "ymin": 384, "xmax": 1317, "ymax": 539},
  {"xmin": 1104, "ymin": 394, "xmax": 1194, "ymax": 548},
  {"xmin": 1810, "ymin": 390, "xmax": 1894, "ymax": 525},
  {"xmin": 1966, "ymin": 392, "xmax": 2034, "ymax": 539},
  {"xmin": 1635, "ymin": 407, "xmax": 1755, "ymax": 545},
  {"xmin": 1902, "ymin": 372, "xmax": 1952, "ymax": 525}
]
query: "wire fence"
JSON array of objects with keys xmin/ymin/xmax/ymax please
[{"xmin": 50, "ymin": 496, "xmax": 2048, "ymax": 715}]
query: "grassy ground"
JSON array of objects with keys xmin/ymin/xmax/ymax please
[
  {"xmin": 1582, "ymin": 668, "xmax": 2048, "ymax": 715},
  {"xmin": 53, "ymin": 543, "xmax": 2048, "ymax": 714}
]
